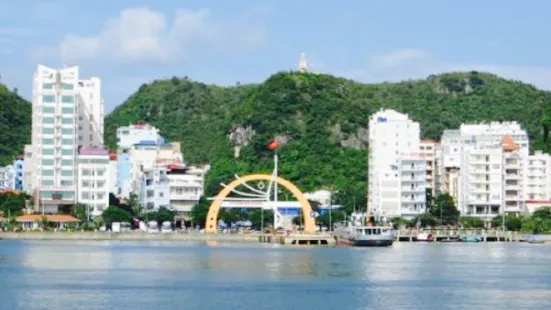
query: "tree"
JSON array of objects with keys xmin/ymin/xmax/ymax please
[
  {"xmin": 460, "ymin": 216, "xmax": 485, "ymax": 229},
  {"xmin": 248, "ymin": 209, "xmax": 273, "ymax": 231},
  {"xmin": 72, "ymin": 203, "xmax": 88, "ymax": 221},
  {"xmin": 0, "ymin": 191, "xmax": 30, "ymax": 217},
  {"xmin": 430, "ymin": 194, "xmax": 460, "ymax": 225},
  {"xmin": 101, "ymin": 205, "xmax": 133, "ymax": 224},
  {"xmin": 154, "ymin": 207, "xmax": 175, "ymax": 224},
  {"xmin": 190, "ymin": 196, "xmax": 210, "ymax": 227},
  {"xmin": 491, "ymin": 215, "xmax": 523, "ymax": 231}
]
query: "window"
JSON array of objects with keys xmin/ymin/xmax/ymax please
[
  {"xmin": 61, "ymin": 159, "xmax": 73, "ymax": 166},
  {"xmin": 43, "ymin": 83, "xmax": 54, "ymax": 90},
  {"xmin": 61, "ymin": 170, "xmax": 73, "ymax": 177},
  {"xmin": 61, "ymin": 118, "xmax": 73, "ymax": 125},
  {"xmin": 42, "ymin": 128, "xmax": 55, "ymax": 134},
  {"xmin": 61, "ymin": 149, "xmax": 73, "ymax": 155},
  {"xmin": 42, "ymin": 138, "xmax": 54, "ymax": 145},
  {"xmin": 60, "ymin": 180, "xmax": 73, "ymax": 186},
  {"xmin": 41, "ymin": 180, "xmax": 54, "ymax": 186},
  {"xmin": 61, "ymin": 95, "xmax": 74, "ymax": 103},
  {"xmin": 42, "ymin": 117, "xmax": 55, "ymax": 124},
  {"xmin": 61, "ymin": 128, "xmax": 73, "ymax": 135},
  {"xmin": 62, "ymin": 83, "xmax": 73, "ymax": 90},
  {"xmin": 61, "ymin": 139, "xmax": 73, "ymax": 145},
  {"xmin": 41, "ymin": 159, "xmax": 54, "ymax": 166},
  {"xmin": 159, "ymin": 192, "xmax": 164, "ymax": 198},
  {"xmin": 41, "ymin": 170, "xmax": 54, "ymax": 176},
  {"xmin": 42, "ymin": 95, "xmax": 55, "ymax": 103},
  {"xmin": 42, "ymin": 148, "xmax": 54, "ymax": 155},
  {"xmin": 61, "ymin": 107, "xmax": 74, "ymax": 114},
  {"xmin": 42, "ymin": 107, "xmax": 55, "ymax": 114}
]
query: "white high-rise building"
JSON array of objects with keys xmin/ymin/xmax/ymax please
[
  {"xmin": 368, "ymin": 109, "xmax": 426, "ymax": 219},
  {"xmin": 77, "ymin": 78, "xmax": 104, "ymax": 146},
  {"xmin": 30, "ymin": 65, "xmax": 104, "ymax": 213}
]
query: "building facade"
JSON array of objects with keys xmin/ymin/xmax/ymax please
[
  {"xmin": 116, "ymin": 122, "xmax": 162, "ymax": 150},
  {"xmin": 0, "ymin": 165, "xmax": 15, "ymax": 190},
  {"xmin": 139, "ymin": 165, "xmax": 170, "ymax": 211},
  {"xmin": 29, "ymin": 65, "xmax": 105, "ymax": 213},
  {"xmin": 368, "ymin": 109, "xmax": 426, "ymax": 219},
  {"xmin": 420, "ymin": 140, "xmax": 438, "ymax": 195},
  {"xmin": 13, "ymin": 157, "xmax": 24, "ymax": 191},
  {"xmin": 440, "ymin": 122, "xmax": 530, "ymax": 218},
  {"xmin": 77, "ymin": 146, "xmax": 110, "ymax": 217},
  {"xmin": 167, "ymin": 164, "xmax": 209, "ymax": 218}
]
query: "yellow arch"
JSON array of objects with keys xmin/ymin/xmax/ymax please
[{"xmin": 205, "ymin": 174, "xmax": 316, "ymax": 234}]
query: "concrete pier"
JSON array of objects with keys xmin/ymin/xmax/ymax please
[{"xmin": 395, "ymin": 229, "xmax": 533, "ymax": 242}]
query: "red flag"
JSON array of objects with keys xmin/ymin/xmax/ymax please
[{"xmin": 267, "ymin": 140, "xmax": 279, "ymax": 150}]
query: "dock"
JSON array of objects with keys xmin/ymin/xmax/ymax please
[{"xmin": 396, "ymin": 229, "xmax": 530, "ymax": 242}]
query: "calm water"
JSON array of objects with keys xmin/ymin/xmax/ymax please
[{"xmin": 0, "ymin": 240, "xmax": 550, "ymax": 310}]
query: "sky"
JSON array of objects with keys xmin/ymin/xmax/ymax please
[{"xmin": 1, "ymin": 0, "xmax": 551, "ymax": 113}]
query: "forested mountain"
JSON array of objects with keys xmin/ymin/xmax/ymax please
[
  {"xmin": 104, "ymin": 71, "xmax": 551, "ymax": 209},
  {"xmin": 0, "ymin": 85, "xmax": 31, "ymax": 166}
]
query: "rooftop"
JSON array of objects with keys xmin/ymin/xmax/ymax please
[
  {"xmin": 16, "ymin": 214, "xmax": 80, "ymax": 222},
  {"xmin": 78, "ymin": 146, "xmax": 109, "ymax": 156}
]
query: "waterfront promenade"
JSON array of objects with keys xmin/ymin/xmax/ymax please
[{"xmin": 1, "ymin": 229, "xmax": 548, "ymax": 243}]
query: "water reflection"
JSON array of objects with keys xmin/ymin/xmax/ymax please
[{"xmin": 0, "ymin": 241, "xmax": 550, "ymax": 310}]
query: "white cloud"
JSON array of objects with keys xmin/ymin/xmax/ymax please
[
  {"xmin": 338, "ymin": 49, "xmax": 551, "ymax": 90},
  {"xmin": 56, "ymin": 7, "xmax": 266, "ymax": 65}
]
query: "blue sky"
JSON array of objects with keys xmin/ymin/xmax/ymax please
[{"xmin": 1, "ymin": 0, "xmax": 551, "ymax": 112}]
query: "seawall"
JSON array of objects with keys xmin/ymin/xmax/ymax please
[{"xmin": 0, "ymin": 232, "xmax": 262, "ymax": 243}]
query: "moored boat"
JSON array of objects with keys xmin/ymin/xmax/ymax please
[{"xmin": 333, "ymin": 213, "xmax": 395, "ymax": 247}]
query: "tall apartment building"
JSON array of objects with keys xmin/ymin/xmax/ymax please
[
  {"xmin": 368, "ymin": 109, "xmax": 426, "ymax": 219},
  {"xmin": 420, "ymin": 140, "xmax": 438, "ymax": 195},
  {"xmin": 29, "ymin": 65, "xmax": 104, "ymax": 213}
]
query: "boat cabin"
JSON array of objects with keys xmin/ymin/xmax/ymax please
[{"xmin": 355, "ymin": 227, "xmax": 393, "ymax": 236}]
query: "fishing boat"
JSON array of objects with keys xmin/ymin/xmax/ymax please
[
  {"xmin": 416, "ymin": 232, "xmax": 434, "ymax": 242},
  {"xmin": 527, "ymin": 235, "xmax": 545, "ymax": 244},
  {"xmin": 333, "ymin": 212, "xmax": 395, "ymax": 247},
  {"xmin": 459, "ymin": 233, "xmax": 482, "ymax": 242}
]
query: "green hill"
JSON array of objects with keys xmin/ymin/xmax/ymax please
[
  {"xmin": 104, "ymin": 71, "xmax": 551, "ymax": 208},
  {"xmin": 0, "ymin": 85, "xmax": 31, "ymax": 166}
]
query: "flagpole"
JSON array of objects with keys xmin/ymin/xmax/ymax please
[{"xmin": 274, "ymin": 149, "xmax": 278, "ymax": 230}]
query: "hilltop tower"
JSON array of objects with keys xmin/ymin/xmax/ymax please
[{"xmin": 298, "ymin": 53, "xmax": 309, "ymax": 73}]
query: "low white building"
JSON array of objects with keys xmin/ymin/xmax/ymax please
[
  {"xmin": 525, "ymin": 151, "xmax": 551, "ymax": 202},
  {"xmin": 166, "ymin": 164, "xmax": 209, "ymax": 218},
  {"xmin": 77, "ymin": 146, "xmax": 110, "ymax": 217},
  {"xmin": 117, "ymin": 122, "xmax": 162, "ymax": 150},
  {"xmin": 139, "ymin": 164, "xmax": 170, "ymax": 212},
  {"xmin": 0, "ymin": 165, "xmax": 15, "ymax": 190}
]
